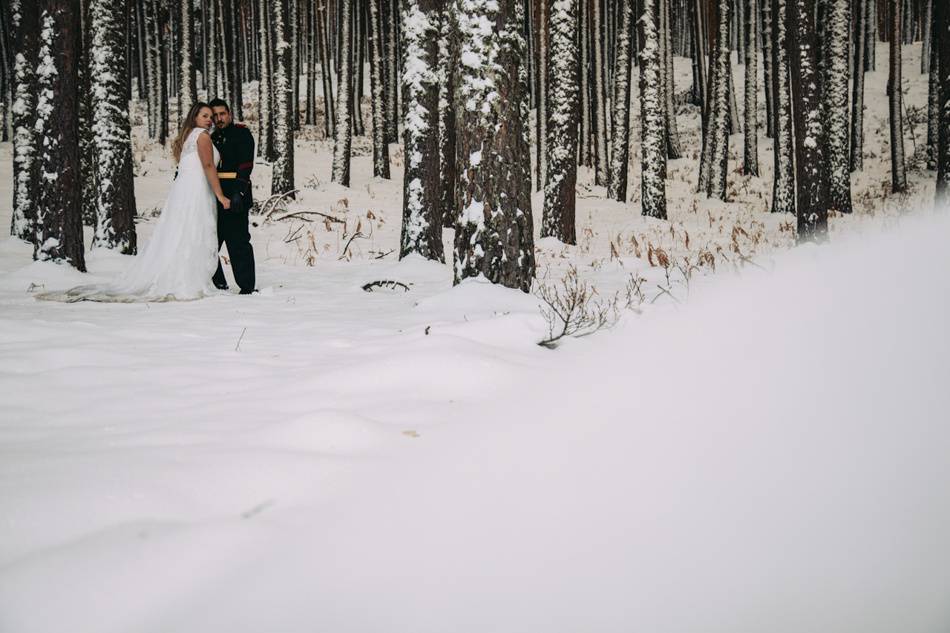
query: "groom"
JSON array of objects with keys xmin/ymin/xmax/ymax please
[{"xmin": 209, "ymin": 98, "xmax": 256, "ymax": 294}]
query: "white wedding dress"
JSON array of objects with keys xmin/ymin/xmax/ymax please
[{"xmin": 41, "ymin": 128, "xmax": 220, "ymax": 303}]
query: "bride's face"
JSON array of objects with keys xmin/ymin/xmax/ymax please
[{"xmin": 195, "ymin": 107, "xmax": 214, "ymax": 130}]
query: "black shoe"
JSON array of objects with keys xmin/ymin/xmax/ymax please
[
  {"xmin": 214, "ymin": 283, "xmax": 229, "ymax": 290},
  {"xmin": 238, "ymin": 288, "xmax": 258, "ymax": 295}
]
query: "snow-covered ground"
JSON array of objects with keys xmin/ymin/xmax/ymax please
[{"xmin": 1, "ymin": 44, "xmax": 948, "ymax": 631}]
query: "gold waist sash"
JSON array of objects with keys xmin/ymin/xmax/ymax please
[{"xmin": 218, "ymin": 172, "xmax": 237, "ymax": 179}]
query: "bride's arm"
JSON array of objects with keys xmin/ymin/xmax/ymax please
[{"xmin": 197, "ymin": 132, "xmax": 231, "ymax": 210}]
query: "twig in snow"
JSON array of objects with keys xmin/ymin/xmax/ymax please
[{"xmin": 235, "ymin": 327, "xmax": 247, "ymax": 351}]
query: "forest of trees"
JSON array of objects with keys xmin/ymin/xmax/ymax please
[{"xmin": 1, "ymin": 0, "xmax": 948, "ymax": 290}]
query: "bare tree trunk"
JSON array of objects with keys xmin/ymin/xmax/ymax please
[
  {"xmin": 542, "ymin": 0, "xmax": 579, "ymax": 243},
  {"xmin": 178, "ymin": 0, "xmax": 197, "ymax": 117},
  {"xmin": 9, "ymin": 0, "xmax": 39, "ymax": 241},
  {"xmin": 89, "ymin": 0, "xmax": 138, "ymax": 253},
  {"xmin": 399, "ymin": 0, "xmax": 443, "ymax": 261},
  {"xmin": 851, "ymin": 0, "xmax": 867, "ymax": 171},
  {"xmin": 771, "ymin": 0, "xmax": 795, "ymax": 213},
  {"xmin": 935, "ymin": 0, "xmax": 949, "ymax": 208},
  {"xmin": 888, "ymin": 0, "xmax": 907, "ymax": 192},
  {"xmin": 331, "ymin": 0, "xmax": 354, "ymax": 186},
  {"xmin": 640, "ymin": 0, "xmax": 668, "ymax": 219},
  {"xmin": 823, "ymin": 0, "xmax": 852, "ymax": 212},
  {"xmin": 592, "ymin": 0, "xmax": 610, "ymax": 186},
  {"xmin": 368, "ymin": 0, "xmax": 391, "ymax": 178},
  {"xmin": 454, "ymin": 0, "xmax": 535, "ymax": 292},
  {"xmin": 271, "ymin": 0, "xmax": 295, "ymax": 196},
  {"xmin": 607, "ymin": 0, "xmax": 633, "ymax": 201},
  {"xmin": 743, "ymin": 0, "xmax": 759, "ymax": 175},
  {"xmin": 437, "ymin": 4, "xmax": 458, "ymax": 227},
  {"xmin": 35, "ymin": 0, "xmax": 86, "ymax": 271}
]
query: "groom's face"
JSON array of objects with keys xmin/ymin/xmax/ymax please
[{"xmin": 212, "ymin": 106, "xmax": 232, "ymax": 129}]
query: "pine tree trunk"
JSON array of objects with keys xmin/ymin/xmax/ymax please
[
  {"xmin": 661, "ymin": 0, "xmax": 682, "ymax": 159},
  {"xmin": 9, "ymin": 0, "xmax": 39, "ymax": 241},
  {"xmin": 592, "ymin": 0, "xmax": 610, "ymax": 186},
  {"xmin": 771, "ymin": 0, "xmax": 795, "ymax": 213},
  {"xmin": 399, "ymin": 0, "xmax": 443, "ymax": 261},
  {"xmin": 851, "ymin": 0, "xmax": 867, "ymax": 171},
  {"xmin": 454, "ymin": 0, "xmax": 536, "ymax": 292},
  {"xmin": 743, "ymin": 0, "xmax": 759, "ymax": 176},
  {"xmin": 788, "ymin": 0, "xmax": 829, "ymax": 240},
  {"xmin": 289, "ymin": 0, "xmax": 299, "ymax": 131},
  {"xmin": 271, "ymin": 0, "xmax": 295, "ymax": 196},
  {"xmin": 257, "ymin": 0, "xmax": 274, "ymax": 160},
  {"xmin": 178, "ymin": 0, "xmax": 197, "ymax": 119},
  {"xmin": 921, "ymin": 0, "xmax": 931, "ymax": 74},
  {"xmin": 368, "ymin": 0, "xmax": 391, "ymax": 178},
  {"xmin": 640, "ymin": 0, "xmax": 668, "ymax": 219},
  {"xmin": 383, "ymin": 0, "xmax": 400, "ymax": 144},
  {"xmin": 542, "ymin": 0, "xmax": 579, "ymax": 243},
  {"xmin": 933, "ymin": 0, "xmax": 948, "ymax": 207},
  {"xmin": 888, "ymin": 0, "xmax": 907, "ymax": 193},
  {"xmin": 317, "ymin": 0, "xmax": 335, "ymax": 138},
  {"xmin": 823, "ymin": 0, "xmax": 852, "ymax": 212},
  {"xmin": 89, "ymin": 0, "xmax": 138, "ymax": 253},
  {"xmin": 866, "ymin": 0, "xmax": 876, "ymax": 70},
  {"xmin": 79, "ymin": 0, "xmax": 98, "ymax": 229},
  {"xmin": 534, "ymin": 0, "xmax": 548, "ymax": 192},
  {"xmin": 761, "ymin": 0, "xmax": 775, "ymax": 137},
  {"xmin": 578, "ymin": 0, "xmax": 591, "ymax": 167},
  {"xmin": 927, "ymin": 39, "xmax": 939, "ymax": 169},
  {"xmin": 689, "ymin": 0, "xmax": 707, "ymax": 106},
  {"xmin": 607, "ymin": 0, "xmax": 633, "ymax": 202},
  {"xmin": 700, "ymin": 0, "xmax": 731, "ymax": 199},
  {"xmin": 331, "ymin": 0, "xmax": 354, "ymax": 186},
  {"xmin": 437, "ymin": 5, "xmax": 458, "ymax": 227},
  {"xmin": 35, "ymin": 0, "xmax": 86, "ymax": 271}
]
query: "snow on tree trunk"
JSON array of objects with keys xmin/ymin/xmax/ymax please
[
  {"xmin": 700, "ymin": 0, "xmax": 731, "ymax": 199},
  {"xmin": 271, "ymin": 0, "xmax": 295, "ymax": 197},
  {"xmin": 865, "ymin": 0, "xmax": 876, "ymax": 71},
  {"xmin": 921, "ymin": 0, "xmax": 931, "ymax": 74},
  {"xmin": 542, "ymin": 0, "xmax": 579, "ymax": 244},
  {"xmin": 89, "ymin": 0, "xmax": 138, "ymax": 253},
  {"xmin": 927, "ymin": 42, "xmax": 939, "ymax": 170},
  {"xmin": 660, "ymin": 0, "xmax": 682, "ymax": 159},
  {"xmin": 317, "ymin": 0, "xmax": 335, "ymax": 138},
  {"xmin": 934, "ymin": 0, "xmax": 949, "ymax": 208},
  {"xmin": 257, "ymin": 0, "xmax": 274, "ymax": 161},
  {"xmin": 592, "ymin": 0, "xmax": 610, "ymax": 187},
  {"xmin": 9, "ymin": 0, "xmax": 39, "ymax": 242},
  {"xmin": 770, "ymin": 0, "xmax": 794, "ymax": 213},
  {"xmin": 369, "ymin": 0, "xmax": 391, "ymax": 179},
  {"xmin": 851, "ymin": 0, "xmax": 867, "ymax": 172},
  {"xmin": 789, "ymin": 0, "xmax": 830, "ymax": 240},
  {"xmin": 331, "ymin": 0, "xmax": 354, "ymax": 186},
  {"xmin": 606, "ymin": 0, "xmax": 633, "ymax": 202},
  {"xmin": 761, "ymin": 0, "xmax": 775, "ymax": 137},
  {"xmin": 639, "ymin": 0, "xmax": 668, "ymax": 219},
  {"xmin": 206, "ymin": 0, "xmax": 218, "ymax": 98},
  {"xmin": 437, "ymin": 5, "xmax": 458, "ymax": 228},
  {"xmin": 453, "ymin": 0, "xmax": 536, "ymax": 292},
  {"xmin": 383, "ymin": 0, "xmax": 400, "ymax": 145},
  {"xmin": 578, "ymin": 0, "xmax": 591, "ymax": 167},
  {"xmin": 35, "ymin": 0, "xmax": 86, "ymax": 271},
  {"xmin": 888, "ymin": 0, "xmax": 907, "ymax": 193},
  {"xmin": 178, "ymin": 0, "xmax": 197, "ymax": 120},
  {"xmin": 689, "ymin": 0, "xmax": 707, "ymax": 107},
  {"xmin": 822, "ymin": 0, "xmax": 852, "ymax": 213},
  {"xmin": 743, "ymin": 0, "xmax": 759, "ymax": 176},
  {"xmin": 533, "ymin": 0, "xmax": 547, "ymax": 192},
  {"xmin": 399, "ymin": 0, "xmax": 443, "ymax": 261}
]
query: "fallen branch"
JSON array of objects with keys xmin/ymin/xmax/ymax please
[
  {"xmin": 271, "ymin": 210, "xmax": 345, "ymax": 224},
  {"xmin": 338, "ymin": 231, "xmax": 366, "ymax": 260},
  {"xmin": 362, "ymin": 280, "xmax": 411, "ymax": 293},
  {"xmin": 260, "ymin": 189, "xmax": 301, "ymax": 219}
]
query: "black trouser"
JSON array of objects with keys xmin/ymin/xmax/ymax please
[{"xmin": 212, "ymin": 201, "xmax": 256, "ymax": 292}]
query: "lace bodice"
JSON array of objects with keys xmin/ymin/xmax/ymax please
[{"xmin": 180, "ymin": 127, "xmax": 219, "ymax": 167}]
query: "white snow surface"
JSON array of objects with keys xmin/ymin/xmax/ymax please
[
  {"xmin": 2, "ymin": 211, "xmax": 949, "ymax": 632},
  {"xmin": 1, "ymin": 42, "xmax": 949, "ymax": 631}
]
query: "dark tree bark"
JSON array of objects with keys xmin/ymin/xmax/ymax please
[
  {"xmin": 10, "ymin": 0, "xmax": 40, "ymax": 241},
  {"xmin": 542, "ymin": 0, "xmax": 579, "ymax": 243},
  {"xmin": 257, "ymin": 0, "xmax": 275, "ymax": 160},
  {"xmin": 761, "ymin": 0, "xmax": 775, "ymax": 137},
  {"xmin": 851, "ymin": 0, "xmax": 867, "ymax": 171},
  {"xmin": 454, "ymin": 0, "xmax": 535, "ymax": 292},
  {"xmin": 35, "ymin": 0, "xmax": 86, "ymax": 271},
  {"xmin": 640, "ymin": 0, "xmax": 668, "ymax": 219},
  {"xmin": 592, "ymin": 0, "xmax": 610, "ymax": 186},
  {"xmin": 178, "ymin": 0, "xmax": 197, "ymax": 119},
  {"xmin": 331, "ymin": 0, "xmax": 354, "ymax": 186},
  {"xmin": 660, "ymin": 0, "xmax": 681, "ymax": 159},
  {"xmin": 271, "ymin": 0, "xmax": 295, "ymax": 196},
  {"xmin": 607, "ymin": 0, "xmax": 633, "ymax": 202},
  {"xmin": 317, "ymin": 0, "xmax": 335, "ymax": 138},
  {"xmin": 743, "ymin": 0, "xmax": 760, "ymax": 176},
  {"xmin": 699, "ymin": 0, "xmax": 731, "ymax": 199},
  {"xmin": 437, "ymin": 4, "xmax": 458, "ymax": 228},
  {"xmin": 399, "ymin": 0, "xmax": 442, "ymax": 261},
  {"xmin": 788, "ymin": 0, "xmax": 829, "ymax": 240},
  {"xmin": 822, "ymin": 0, "xmax": 852, "ymax": 213},
  {"xmin": 369, "ymin": 0, "xmax": 391, "ymax": 178},
  {"xmin": 533, "ymin": 0, "xmax": 547, "ymax": 191},
  {"xmin": 935, "ymin": 0, "xmax": 949, "ymax": 207},
  {"xmin": 89, "ymin": 0, "xmax": 138, "ymax": 253},
  {"xmin": 888, "ymin": 0, "xmax": 907, "ymax": 193}
]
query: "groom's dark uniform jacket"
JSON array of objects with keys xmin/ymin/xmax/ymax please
[{"xmin": 211, "ymin": 122, "xmax": 256, "ymax": 293}]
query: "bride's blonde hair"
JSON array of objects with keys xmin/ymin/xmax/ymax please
[{"xmin": 171, "ymin": 102, "xmax": 211, "ymax": 163}]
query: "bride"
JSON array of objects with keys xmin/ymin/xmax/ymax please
[{"xmin": 40, "ymin": 102, "xmax": 231, "ymax": 303}]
